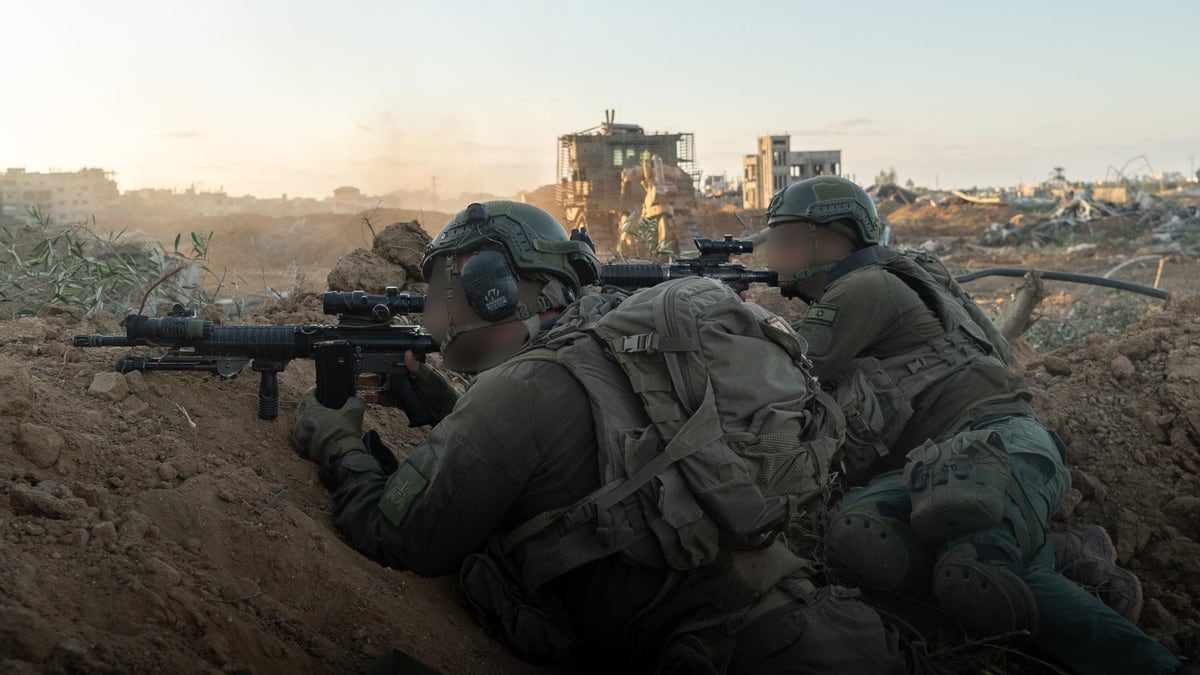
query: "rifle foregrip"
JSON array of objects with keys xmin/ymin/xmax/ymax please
[
  {"xmin": 258, "ymin": 371, "xmax": 280, "ymax": 420},
  {"xmin": 115, "ymin": 355, "xmax": 148, "ymax": 372},
  {"xmin": 598, "ymin": 264, "xmax": 672, "ymax": 289}
]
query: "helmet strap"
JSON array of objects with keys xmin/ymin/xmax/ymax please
[{"xmin": 828, "ymin": 220, "xmax": 862, "ymax": 245}]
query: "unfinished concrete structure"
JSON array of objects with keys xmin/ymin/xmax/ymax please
[
  {"xmin": 555, "ymin": 110, "xmax": 699, "ymax": 254},
  {"xmin": 741, "ymin": 136, "xmax": 841, "ymax": 209}
]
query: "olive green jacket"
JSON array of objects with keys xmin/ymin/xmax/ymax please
[{"xmin": 794, "ymin": 251, "xmax": 1031, "ymax": 470}]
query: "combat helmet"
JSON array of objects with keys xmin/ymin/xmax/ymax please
[
  {"xmin": 421, "ymin": 201, "xmax": 599, "ymax": 371},
  {"xmin": 423, "ymin": 201, "xmax": 599, "ymax": 291},
  {"xmin": 766, "ymin": 176, "xmax": 882, "ymax": 247}
]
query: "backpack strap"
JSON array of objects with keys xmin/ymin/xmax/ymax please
[
  {"xmin": 822, "ymin": 245, "xmax": 899, "ymax": 289},
  {"xmin": 502, "ymin": 381, "xmax": 730, "ymax": 590},
  {"xmin": 882, "ymin": 254, "xmax": 1012, "ymax": 362}
]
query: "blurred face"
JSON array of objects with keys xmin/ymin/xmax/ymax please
[
  {"xmin": 423, "ymin": 251, "xmax": 529, "ymax": 373},
  {"xmin": 765, "ymin": 220, "xmax": 854, "ymax": 301},
  {"xmin": 765, "ymin": 220, "xmax": 817, "ymax": 276}
]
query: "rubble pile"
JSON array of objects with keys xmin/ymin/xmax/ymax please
[{"xmin": 981, "ymin": 191, "xmax": 1200, "ymax": 251}]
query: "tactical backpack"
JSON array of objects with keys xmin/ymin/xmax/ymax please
[{"xmin": 500, "ymin": 277, "xmax": 843, "ymax": 593}]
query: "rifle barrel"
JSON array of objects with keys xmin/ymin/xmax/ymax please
[
  {"xmin": 73, "ymin": 335, "xmax": 134, "ymax": 347},
  {"xmin": 598, "ymin": 263, "xmax": 778, "ymax": 290}
]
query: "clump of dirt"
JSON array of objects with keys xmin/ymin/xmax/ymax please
[
  {"xmin": 1028, "ymin": 292, "xmax": 1200, "ymax": 658},
  {"xmin": 0, "ymin": 272, "xmax": 544, "ymax": 672},
  {"xmin": 326, "ymin": 221, "xmax": 433, "ymax": 295}
]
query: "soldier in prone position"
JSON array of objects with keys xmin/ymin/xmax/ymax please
[
  {"xmin": 762, "ymin": 176, "xmax": 1184, "ymax": 675},
  {"xmin": 290, "ymin": 200, "xmax": 941, "ymax": 674}
]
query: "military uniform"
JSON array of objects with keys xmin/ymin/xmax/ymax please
[
  {"xmin": 295, "ymin": 201, "xmax": 934, "ymax": 674},
  {"xmin": 785, "ymin": 233, "xmax": 1179, "ymax": 674},
  {"xmin": 328, "ymin": 350, "xmax": 933, "ymax": 672},
  {"xmin": 763, "ymin": 176, "xmax": 1181, "ymax": 675}
]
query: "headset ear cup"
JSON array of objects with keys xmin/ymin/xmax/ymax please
[{"xmin": 460, "ymin": 250, "xmax": 520, "ymax": 321}]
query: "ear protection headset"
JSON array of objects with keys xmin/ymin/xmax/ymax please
[
  {"xmin": 454, "ymin": 203, "xmax": 587, "ymax": 321},
  {"xmin": 460, "ymin": 250, "xmax": 521, "ymax": 321},
  {"xmin": 432, "ymin": 202, "xmax": 596, "ymax": 372},
  {"xmin": 460, "ymin": 249, "xmax": 587, "ymax": 321}
]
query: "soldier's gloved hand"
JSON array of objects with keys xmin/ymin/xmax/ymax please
[
  {"xmin": 399, "ymin": 350, "xmax": 461, "ymax": 424},
  {"xmin": 291, "ymin": 391, "xmax": 367, "ymax": 464}
]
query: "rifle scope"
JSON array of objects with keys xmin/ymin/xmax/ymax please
[
  {"xmin": 694, "ymin": 235, "xmax": 755, "ymax": 258},
  {"xmin": 322, "ymin": 287, "xmax": 425, "ymax": 322}
]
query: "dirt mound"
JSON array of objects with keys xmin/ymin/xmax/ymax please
[
  {"xmin": 0, "ymin": 308, "xmax": 548, "ymax": 673},
  {"xmin": 326, "ymin": 221, "xmax": 433, "ymax": 295},
  {"xmin": 373, "ymin": 221, "xmax": 431, "ymax": 281},
  {"xmin": 326, "ymin": 249, "xmax": 410, "ymax": 295},
  {"xmin": 1028, "ymin": 292, "xmax": 1200, "ymax": 659}
]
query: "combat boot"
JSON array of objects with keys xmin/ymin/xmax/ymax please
[{"xmin": 1050, "ymin": 524, "xmax": 1143, "ymax": 623}]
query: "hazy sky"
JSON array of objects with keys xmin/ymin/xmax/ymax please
[{"xmin": 3, "ymin": 0, "xmax": 1197, "ymax": 200}]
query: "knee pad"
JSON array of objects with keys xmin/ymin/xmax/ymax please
[
  {"xmin": 932, "ymin": 544, "xmax": 1039, "ymax": 638},
  {"xmin": 825, "ymin": 504, "xmax": 929, "ymax": 591}
]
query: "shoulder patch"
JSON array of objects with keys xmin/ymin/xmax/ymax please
[
  {"xmin": 377, "ymin": 463, "xmax": 429, "ymax": 527},
  {"xmin": 765, "ymin": 314, "xmax": 796, "ymax": 336},
  {"xmin": 804, "ymin": 303, "xmax": 839, "ymax": 326}
]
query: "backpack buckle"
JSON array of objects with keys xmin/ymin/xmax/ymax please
[
  {"xmin": 619, "ymin": 333, "xmax": 659, "ymax": 353},
  {"xmin": 561, "ymin": 502, "xmax": 598, "ymax": 530}
]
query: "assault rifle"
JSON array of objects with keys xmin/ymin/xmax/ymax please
[
  {"xmin": 597, "ymin": 235, "xmax": 777, "ymax": 294},
  {"xmin": 72, "ymin": 287, "xmax": 441, "ymax": 426},
  {"xmin": 596, "ymin": 235, "xmax": 1172, "ymax": 300}
]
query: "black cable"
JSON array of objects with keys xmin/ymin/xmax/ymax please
[{"xmin": 954, "ymin": 268, "xmax": 1169, "ymax": 299}]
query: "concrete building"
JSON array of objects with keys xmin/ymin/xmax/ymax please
[
  {"xmin": 333, "ymin": 186, "xmax": 374, "ymax": 214},
  {"xmin": 741, "ymin": 136, "xmax": 841, "ymax": 210},
  {"xmin": 0, "ymin": 168, "xmax": 118, "ymax": 224}
]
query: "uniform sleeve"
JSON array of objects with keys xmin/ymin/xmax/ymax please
[
  {"xmin": 792, "ymin": 269, "xmax": 900, "ymax": 381},
  {"xmin": 328, "ymin": 360, "xmax": 592, "ymax": 577},
  {"xmin": 411, "ymin": 363, "xmax": 461, "ymax": 421}
]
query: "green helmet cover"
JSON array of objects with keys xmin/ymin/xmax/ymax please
[
  {"xmin": 422, "ymin": 201, "xmax": 599, "ymax": 290},
  {"xmin": 765, "ymin": 176, "xmax": 881, "ymax": 247}
]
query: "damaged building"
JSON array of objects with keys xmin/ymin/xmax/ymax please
[{"xmin": 741, "ymin": 136, "xmax": 841, "ymax": 209}]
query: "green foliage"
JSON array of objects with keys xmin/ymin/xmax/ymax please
[
  {"xmin": 0, "ymin": 207, "xmax": 219, "ymax": 318},
  {"xmin": 617, "ymin": 213, "xmax": 675, "ymax": 263}
]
